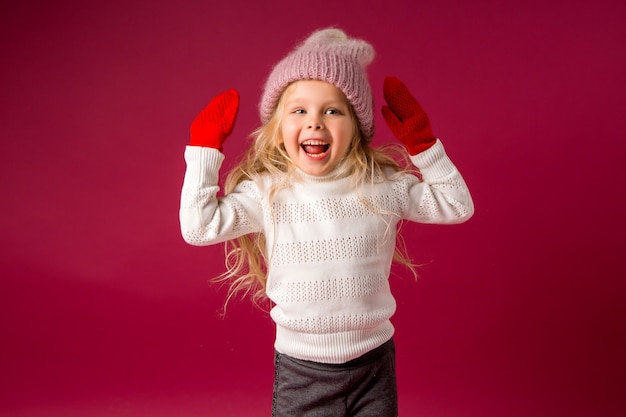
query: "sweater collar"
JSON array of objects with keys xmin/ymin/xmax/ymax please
[{"xmin": 293, "ymin": 162, "xmax": 352, "ymax": 184}]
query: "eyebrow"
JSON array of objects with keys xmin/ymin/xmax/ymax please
[{"xmin": 283, "ymin": 98, "xmax": 349, "ymax": 108}]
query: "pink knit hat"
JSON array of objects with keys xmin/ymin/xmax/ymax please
[{"xmin": 259, "ymin": 28, "xmax": 376, "ymax": 142}]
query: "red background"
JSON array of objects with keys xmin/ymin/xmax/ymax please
[{"xmin": 1, "ymin": 0, "xmax": 625, "ymax": 416}]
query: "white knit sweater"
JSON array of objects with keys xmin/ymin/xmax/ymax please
[{"xmin": 180, "ymin": 140, "xmax": 473, "ymax": 364}]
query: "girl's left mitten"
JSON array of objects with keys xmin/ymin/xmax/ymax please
[
  {"xmin": 382, "ymin": 77, "xmax": 436, "ymax": 155},
  {"xmin": 189, "ymin": 89, "xmax": 240, "ymax": 150}
]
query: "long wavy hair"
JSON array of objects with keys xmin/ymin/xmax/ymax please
[{"xmin": 215, "ymin": 83, "xmax": 418, "ymax": 310}]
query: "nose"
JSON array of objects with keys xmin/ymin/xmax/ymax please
[{"xmin": 307, "ymin": 117, "xmax": 323, "ymax": 130}]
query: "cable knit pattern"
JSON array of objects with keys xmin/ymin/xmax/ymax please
[{"xmin": 179, "ymin": 140, "xmax": 473, "ymax": 363}]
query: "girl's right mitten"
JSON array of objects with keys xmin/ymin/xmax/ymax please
[{"xmin": 189, "ymin": 89, "xmax": 240, "ymax": 151}]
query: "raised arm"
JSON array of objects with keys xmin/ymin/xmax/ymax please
[
  {"xmin": 382, "ymin": 77, "xmax": 474, "ymax": 224},
  {"xmin": 180, "ymin": 90, "xmax": 262, "ymax": 245}
]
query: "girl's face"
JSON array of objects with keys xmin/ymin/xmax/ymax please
[{"xmin": 280, "ymin": 80, "xmax": 356, "ymax": 176}]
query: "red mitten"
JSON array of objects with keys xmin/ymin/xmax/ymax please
[
  {"xmin": 382, "ymin": 77, "xmax": 436, "ymax": 155},
  {"xmin": 190, "ymin": 89, "xmax": 240, "ymax": 150}
]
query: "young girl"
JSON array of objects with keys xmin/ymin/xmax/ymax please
[{"xmin": 180, "ymin": 28, "xmax": 473, "ymax": 417}]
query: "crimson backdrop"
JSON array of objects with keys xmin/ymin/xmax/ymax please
[{"xmin": 1, "ymin": 0, "xmax": 625, "ymax": 416}]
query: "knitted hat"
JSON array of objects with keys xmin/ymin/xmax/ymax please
[{"xmin": 259, "ymin": 28, "xmax": 376, "ymax": 142}]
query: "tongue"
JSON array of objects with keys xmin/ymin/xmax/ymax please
[{"xmin": 302, "ymin": 144, "xmax": 328, "ymax": 155}]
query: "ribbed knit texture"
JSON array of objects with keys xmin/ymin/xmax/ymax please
[
  {"xmin": 180, "ymin": 140, "xmax": 474, "ymax": 363},
  {"xmin": 259, "ymin": 28, "xmax": 376, "ymax": 142}
]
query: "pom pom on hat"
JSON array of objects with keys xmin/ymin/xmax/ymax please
[{"xmin": 259, "ymin": 28, "xmax": 376, "ymax": 142}]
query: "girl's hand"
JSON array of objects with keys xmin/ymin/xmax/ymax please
[
  {"xmin": 189, "ymin": 89, "xmax": 240, "ymax": 151},
  {"xmin": 381, "ymin": 77, "xmax": 436, "ymax": 155}
]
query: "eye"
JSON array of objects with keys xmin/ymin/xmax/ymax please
[
  {"xmin": 293, "ymin": 108, "xmax": 306, "ymax": 114},
  {"xmin": 325, "ymin": 108, "xmax": 341, "ymax": 115}
]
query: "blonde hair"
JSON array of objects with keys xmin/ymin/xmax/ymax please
[{"xmin": 215, "ymin": 85, "xmax": 418, "ymax": 310}]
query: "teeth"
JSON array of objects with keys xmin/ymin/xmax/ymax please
[
  {"xmin": 301, "ymin": 140, "xmax": 329, "ymax": 158},
  {"xmin": 301, "ymin": 140, "xmax": 328, "ymax": 146}
]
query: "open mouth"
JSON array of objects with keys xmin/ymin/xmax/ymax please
[{"xmin": 301, "ymin": 140, "xmax": 330, "ymax": 158}]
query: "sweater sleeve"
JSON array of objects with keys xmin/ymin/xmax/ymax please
[
  {"xmin": 179, "ymin": 146, "xmax": 264, "ymax": 246},
  {"xmin": 398, "ymin": 139, "xmax": 474, "ymax": 224}
]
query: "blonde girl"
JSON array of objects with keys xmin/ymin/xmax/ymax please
[{"xmin": 180, "ymin": 28, "xmax": 473, "ymax": 417}]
